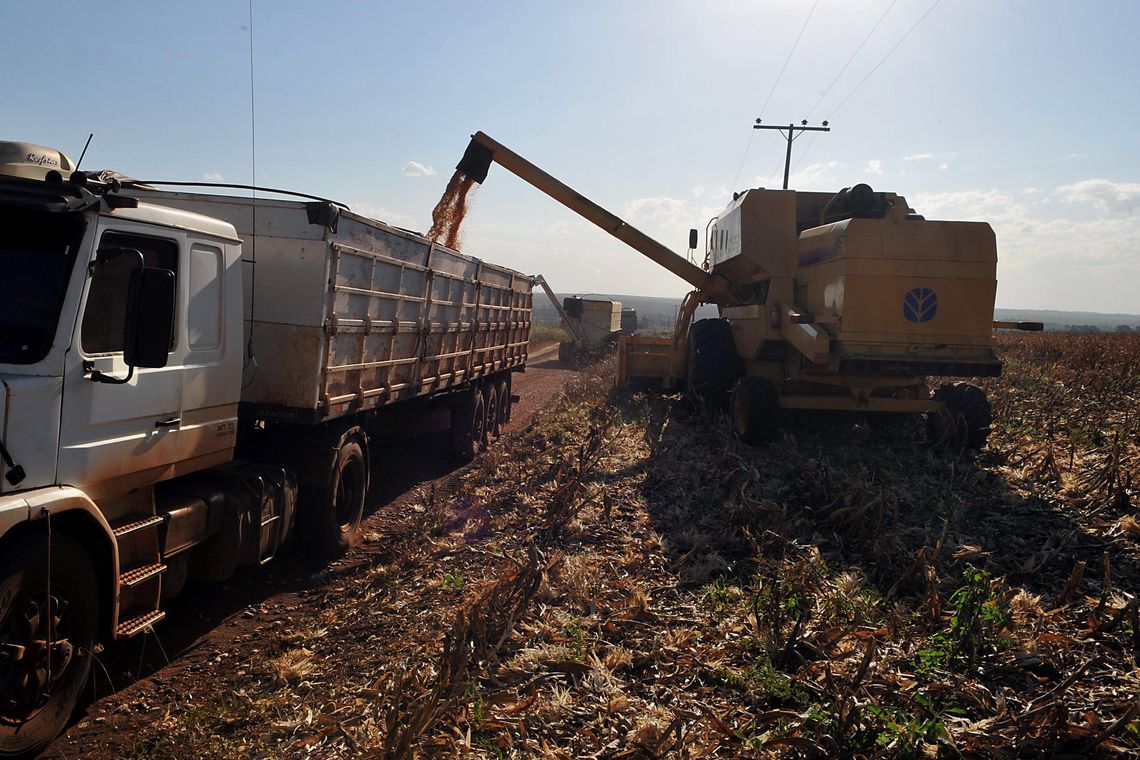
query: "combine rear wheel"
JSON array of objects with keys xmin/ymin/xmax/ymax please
[
  {"xmin": 730, "ymin": 376, "xmax": 780, "ymax": 444},
  {"xmin": 0, "ymin": 535, "xmax": 98, "ymax": 758},
  {"xmin": 685, "ymin": 319, "xmax": 741, "ymax": 408},
  {"xmin": 927, "ymin": 382, "xmax": 992, "ymax": 451}
]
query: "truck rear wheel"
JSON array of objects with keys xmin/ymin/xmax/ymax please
[
  {"xmin": 731, "ymin": 376, "xmax": 780, "ymax": 444},
  {"xmin": 927, "ymin": 382, "xmax": 993, "ymax": 451},
  {"xmin": 558, "ymin": 341, "xmax": 576, "ymax": 364},
  {"xmin": 686, "ymin": 319, "xmax": 741, "ymax": 408},
  {"xmin": 484, "ymin": 385, "xmax": 500, "ymax": 443},
  {"xmin": 496, "ymin": 376, "xmax": 511, "ymax": 429},
  {"xmin": 0, "ymin": 534, "xmax": 98, "ymax": 758},
  {"xmin": 304, "ymin": 428, "xmax": 368, "ymax": 558},
  {"xmin": 451, "ymin": 390, "xmax": 485, "ymax": 463}
]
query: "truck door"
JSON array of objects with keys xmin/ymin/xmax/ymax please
[
  {"xmin": 58, "ymin": 226, "xmax": 186, "ymax": 495},
  {"xmin": 178, "ymin": 239, "xmax": 241, "ymax": 468}
]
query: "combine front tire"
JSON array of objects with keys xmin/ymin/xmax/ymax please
[
  {"xmin": 557, "ymin": 342, "xmax": 576, "ymax": 365},
  {"xmin": 685, "ymin": 319, "xmax": 741, "ymax": 407},
  {"xmin": 730, "ymin": 376, "xmax": 780, "ymax": 444},
  {"xmin": 0, "ymin": 534, "xmax": 98, "ymax": 758},
  {"xmin": 927, "ymin": 382, "xmax": 992, "ymax": 451}
]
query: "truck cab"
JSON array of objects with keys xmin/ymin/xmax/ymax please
[{"xmin": 0, "ymin": 143, "xmax": 284, "ymax": 757}]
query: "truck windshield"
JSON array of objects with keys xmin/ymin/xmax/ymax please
[{"xmin": 0, "ymin": 207, "xmax": 85, "ymax": 364}]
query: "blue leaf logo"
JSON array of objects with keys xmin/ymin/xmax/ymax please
[{"xmin": 903, "ymin": 288, "xmax": 938, "ymax": 323}]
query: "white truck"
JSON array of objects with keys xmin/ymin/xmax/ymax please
[{"xmin": 0, "ymin": 141, "xmax": 531, "ymax": 755}]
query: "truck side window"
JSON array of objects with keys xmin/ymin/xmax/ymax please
[
  {"xmin": 82, "ymin": 232, "xmax": 179, "ymax": 354},
  {"xmin": 188, "ymin": 243, "xmax": 223, "ymax": 351}
]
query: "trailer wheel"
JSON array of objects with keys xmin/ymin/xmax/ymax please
[
  {"xmin": 686, "ymin": 319, "xmax": 741, "ymax": 408},
  {"xmin": 0, "ymin": 534, "xmax": 98, "ymax": 758},
  {"xmin": 496, "ymin": 376, "xmax": 512, "ymax": 429},
  {"xmin": 731, "ymin": 376, "xmax": 780, "ymax": 444},
  {"xmin": 927, "ymin": 382, "xmax": 993, "ymax": 451},
  {"xmin": 451, "ymin": 390, "xmax": 485, "ymax": 463},
  {"xmin": 306, "ymin": 428, "xmax": 368, "ymax": 558},
  {"xmin": 484, "ymin": 384, "xmax": 500, "ymax": 444}
]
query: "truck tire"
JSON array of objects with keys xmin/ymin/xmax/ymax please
[
  {"xmin": 495, "ymin": 376, "xmax": 511, "ymax": 429},
  {"xmin": 304, "ymin": 428, "xmax": 368, "ymax": 558},
  {"xmin": 451, "ymin": 390, "xmax": 485, "ymax": 463},
  {"xmin": 685, "ymin": 319, "xmax": 741, "ymax": 408},
  {"xmin": 484, "ymin": 384, "xmax": 500, "ymax": 443},
  {"xmin": 558, "ymin": 341, "xmax": 576, "ymax": 365},
  {"xmin": 730, "ymin": 376, "xmax": 780, "ymax": 444},
  {"xmin": 927, "ymin": 382, "xmax": 993, "ymax": 451},
  {"xmin": 0, "ymin": 533, "xmax": 98, "ymax": 758}
]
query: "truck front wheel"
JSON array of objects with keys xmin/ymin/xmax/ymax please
[
  {"xmin": 305, "ymin": 428, "xmax": 368, "ymax": 558},
  {"xmin": 0, "ymin": 533, "xmax": 98, "ymax": 758}
]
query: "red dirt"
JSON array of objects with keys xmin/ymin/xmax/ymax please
[{"xmin": 45, "ymin": 342, "xmax": 578, "ymax": 758}]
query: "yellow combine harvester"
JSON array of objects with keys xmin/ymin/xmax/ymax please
[{"xmin": 456, "ymin": 132, "xmax": 1041, "ymax": 447}]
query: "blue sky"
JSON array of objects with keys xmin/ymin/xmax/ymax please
[{"xmin": 7, "ymin": 0, "xmax": 1139, "ymax": 312}]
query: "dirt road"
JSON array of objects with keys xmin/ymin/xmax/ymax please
[{"xmin": 46, "ymin": 342, "xmax": 579, "ymax": 758}]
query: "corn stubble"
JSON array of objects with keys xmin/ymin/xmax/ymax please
[{"xmin": 122, "ymin": 335, "xmax": 1138, "ymax": 758}]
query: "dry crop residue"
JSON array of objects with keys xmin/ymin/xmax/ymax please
[
  {"xmin": 427, "ymin": 171, "xmax": 476, "ymax": 250},
  {"xmin": 64, "ymin": 334, "xmax": 1139, "ymax": 758}
]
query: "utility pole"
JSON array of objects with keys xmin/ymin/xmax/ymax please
[{"xmin": 753, "ymin": 119, "xmax": 830, "ymax": 189}]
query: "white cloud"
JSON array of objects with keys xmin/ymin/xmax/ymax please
[
  {"xmin": 756, "ymin": 160, "xmax": 842, "ymax": 190},
  {"xmin": 401, "ymin": 160, "xmax": 436, "ymax": 178},
  {"xmin": 624, "ymin": 196, "xmax": 690, "ymax": 227},
  {"xmin": 1056, "ymin": 179, "xmax": 1140, "ymax": 213},
  {"xmin": 348, "ymin": 201, "xmax": 418, "ymax": 230},
  {"xmin": 938, "ymin": 163, "xmax": 949, "ymax": 171},
  {"xmin": 202, "ymin": 172, "xmax": 224, "ymax": 181},
  {"xmin": 865, "ymin": 159, "xmax": 883, "ymax": 175},
  {"xmin": 692, "ymin": 184, "xmax": 706, "ymax": 198},
  {"xmin": 903, "ymin": 153, "xmax": 934, "ymax": 161},
  {"xmin": 1064, "ymin": 153, "xmax": 1087, "ymax": 160}
]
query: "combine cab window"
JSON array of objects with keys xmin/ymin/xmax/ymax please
[
  {"xmin": 82, "ymin": 232, "xmax": 178, "ymax": 355},
  {"xmin": 0, "ymin": 208, "xmax": 85, "ymax": 364}
]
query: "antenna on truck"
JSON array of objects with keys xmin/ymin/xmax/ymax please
[
  {"xmin": 75, "ymin": 133, "xmax": 94, "ymax": 171},
  {"xmin": 245, "ymin": 0, "xmax": 260, "ymax": 387}
]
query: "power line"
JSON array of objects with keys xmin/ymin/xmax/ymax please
[
  {"xmin": 803, "ymin": 0, "xmax": 899, "ymax": 120},
  {"xmin": 730, "ymin": 0, "xmax": 820, "ymax": 190},
  {"xmin": 828, "ymin": 0, "xmax": 940, "ymax": 119},
  {"xmin": 791, "ymin": 0, "xmax": 940, "ymax": 176},
  {"xmin": 758, "ymin": 0, "xmax": 820, "ymax": 119}
]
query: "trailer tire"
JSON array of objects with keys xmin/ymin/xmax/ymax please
[
  {"xmin": 731, "ymin": 376, "xmax": 780, "ymax": 445},
  {"xmin": 496, "ymin": 376, "xmax": 511, "ymax": 429},
  {"xmin": 0, "ymin": 534, "xmax": 98, "ymax": 759},
  {"xmin": 928, "ymin": 382, "xmax": 992, "ymax": 451},
  {"xmin": 451, "ymin": 390, "xmax": 485, "ymax": 463},
  {"xmin": 686, "ymin": 319, "xmax": 741, "ymax": 408},
  {"xmin": 305, "ymin": 428, "xmax": 368, "ymax": 558},
  {"xmin": 484, "ymin": 384, "xmax": 499, "ymax": 444}
]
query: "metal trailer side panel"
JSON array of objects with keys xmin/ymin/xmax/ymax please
[
  {"xmin": 126, "ymin": 191, "xmax": 531, "ymax": 423},
  {"xmin": 322, "ymin": 212, "xmax": 531, "ymax": 419}
]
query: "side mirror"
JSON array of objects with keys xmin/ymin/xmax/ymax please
[
  {"xmin": 124, "ymin": 267, "xmax": 175, "ymax": 369},
  {"xmin": 688, "ymin": 228, "xmax": 699, "ymax": 250}
]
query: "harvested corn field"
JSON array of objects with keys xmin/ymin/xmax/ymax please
[{"xmin": 54, "ymin": 333, "xmax": 1139, "ymax": 758}]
